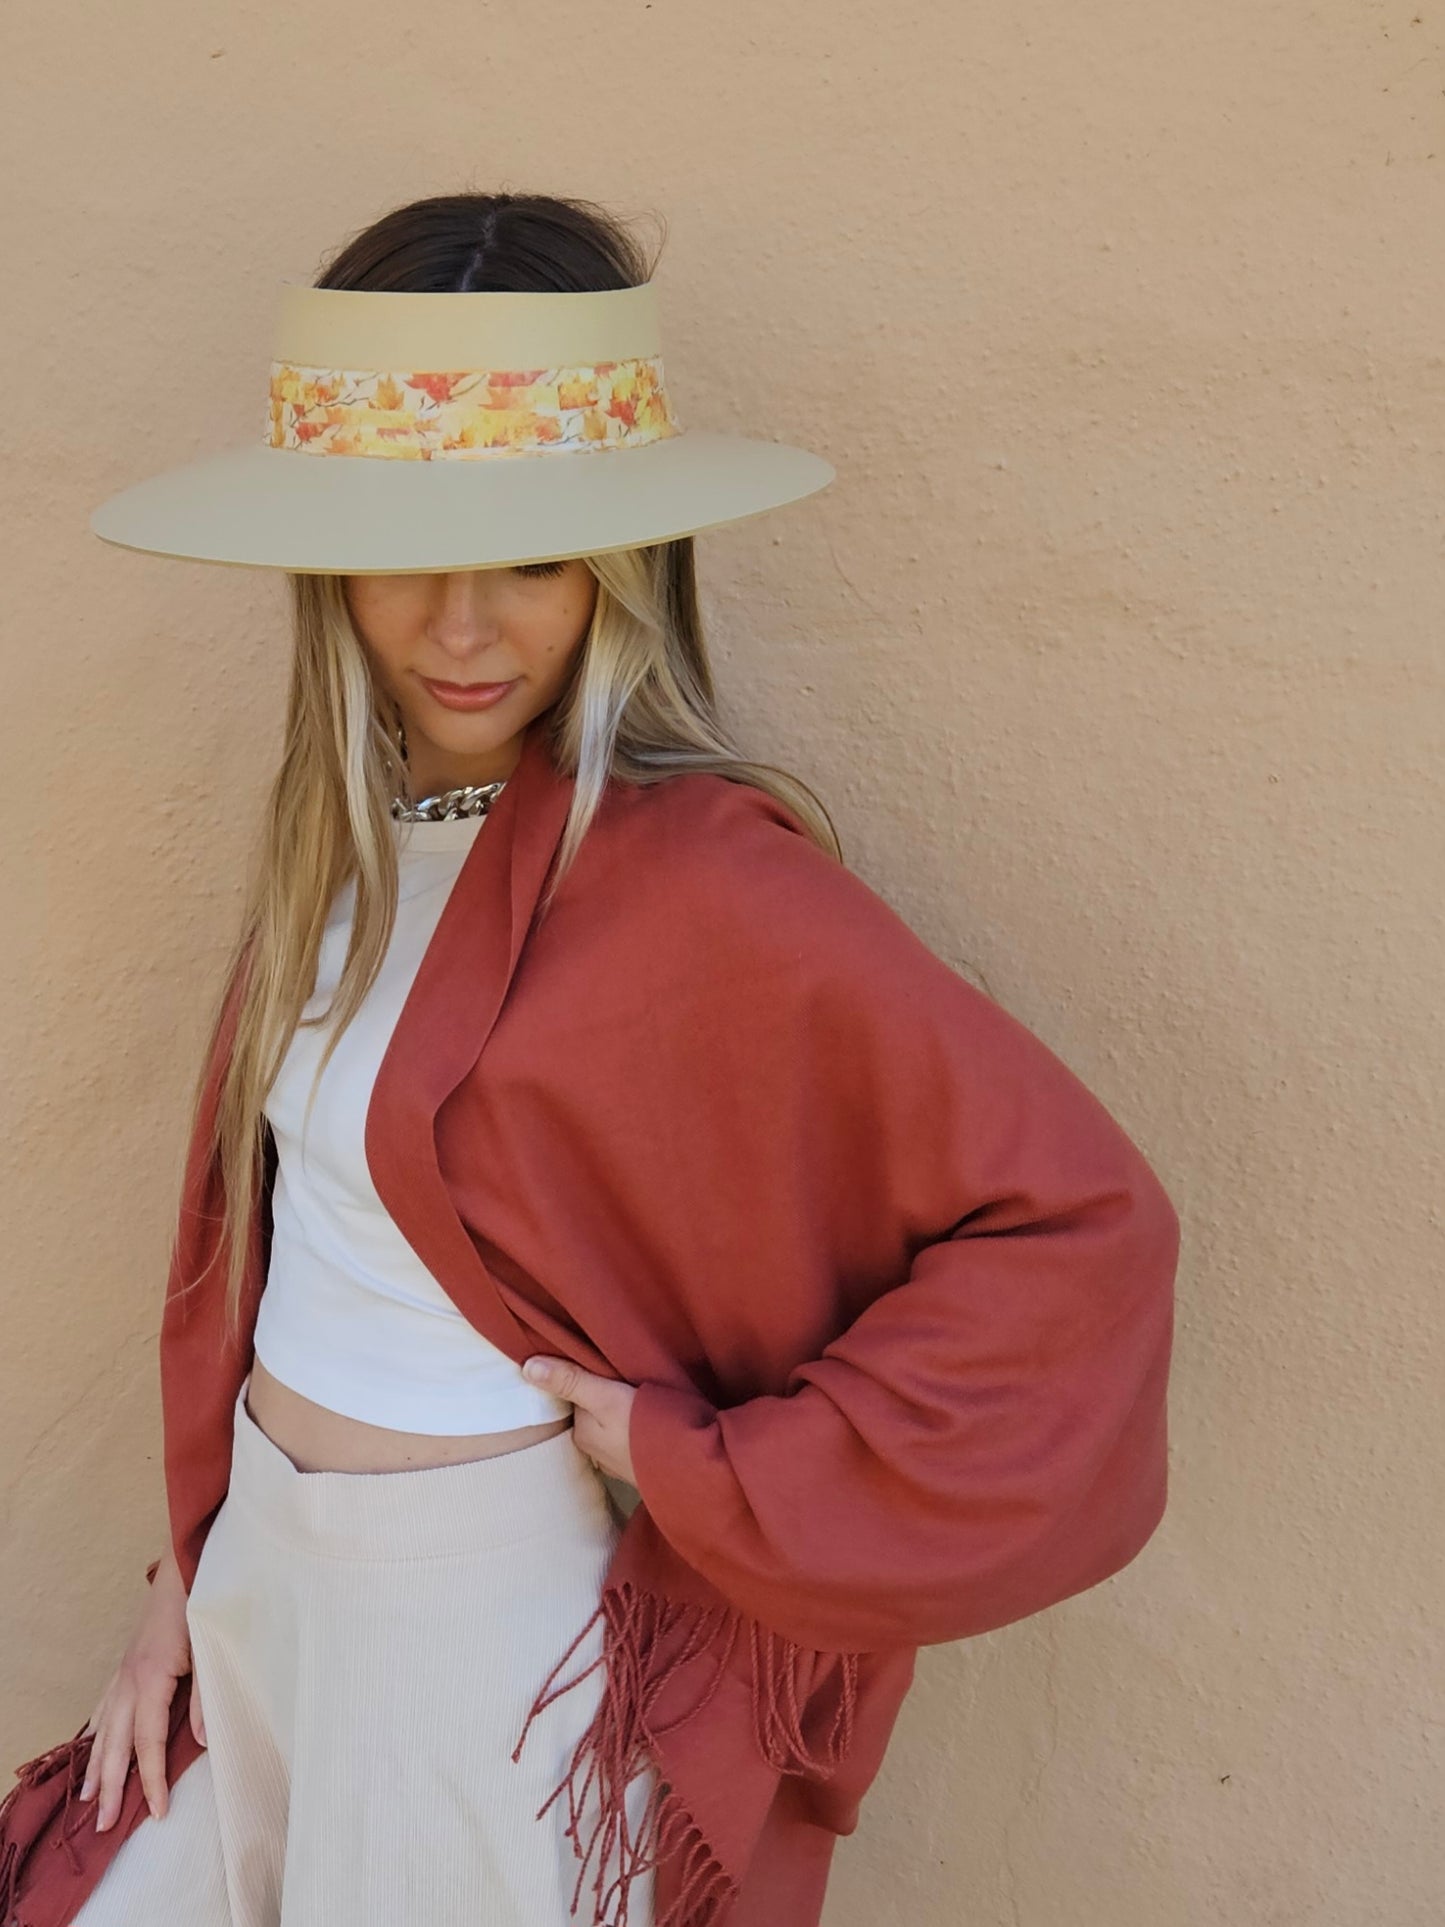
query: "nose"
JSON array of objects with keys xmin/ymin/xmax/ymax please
[{"xmin": 426, "ymin": 570, "xmax": 506, "ymax": 663}]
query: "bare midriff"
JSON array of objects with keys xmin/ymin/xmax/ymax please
[{"xmin": 245, "ymin": 1353, "xmax": 573, "ymax": 1475}]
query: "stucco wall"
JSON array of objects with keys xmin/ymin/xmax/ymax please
[{"xmin": 3, "ymin": 2, "xmax": 1441, "ymax": 1920}]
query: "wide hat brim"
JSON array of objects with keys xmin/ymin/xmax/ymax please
[
  {"xmin": 88, "ymin": 280, "xmax": 835, "ymax": 574},
  {"xmin": 89, "ymin": 430, "xmax": 834, "ymax": 575}
]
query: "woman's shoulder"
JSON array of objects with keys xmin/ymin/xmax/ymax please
[
  {"xmin": 597, "ymin": 765, "xmax": 952, "ymax": 995},
  {"xmin": 603, "ymin": 765, "xmax": 833, "ymax": 903},
  {"xmin": 608, "ymin": 764, "xmax": 808, "ymax": 835}
]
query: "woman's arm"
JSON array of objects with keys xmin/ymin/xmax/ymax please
[
  {"xmin": 626, "ymin": 1147, "xmax": 1177, "ymax": 1654},
  {"xmin": 615, "ymin": 802, "xmax": 1181, "ymax": 1655}
]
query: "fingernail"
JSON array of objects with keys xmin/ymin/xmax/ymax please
[{"xmin": 522, "ymin": 1359, "xmax": 547, "ymax": 1382}]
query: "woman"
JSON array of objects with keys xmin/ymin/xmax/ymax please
[{"xmin": 0, "ymin": 190, "xmax": 1181, "ymax": 1927}]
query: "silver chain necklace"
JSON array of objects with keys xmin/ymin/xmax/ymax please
[
  {"xmin": 391, "ymin": 781, "xmax": 507, "ymax": 822},
  {"xmin": 389, "ymin": 717, "xmax": 508, "ymax": 822}
]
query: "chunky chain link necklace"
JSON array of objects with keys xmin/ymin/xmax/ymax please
[
  {"xmin": 391, "ymin": 781, "xmax": 507, "ymax": 822},
  {"xmin": 388, "ymin": 717, "xmax": 509, "ymax": 822}
]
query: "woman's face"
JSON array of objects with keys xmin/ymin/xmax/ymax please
[{"xmin": 344, "ymin": 560, "xmax": 598, "ymax": 791}]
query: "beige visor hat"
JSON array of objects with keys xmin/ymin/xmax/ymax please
[{"xmin": 88, "ymin": 280, "xmax": 835, "ymax": 575}]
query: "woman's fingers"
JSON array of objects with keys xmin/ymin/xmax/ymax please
[
  {"xmin": 133, "ymin": 1671, "xmax": 179, "ymax": 1821},
  {"xmin": 89, "ymin": 1689, "xmax": 137, "ymax": 1831},
  {"xmin": 79, "ymin": 1666, "xmax": 179, "ymax": 1828},
  {"xmin": 78, "ymin": 1677, "xmax": 116, "ymax": 1806},
  {"xmin": 520, "ymin": 1358, "xmax": 638, "ymax": 1484}
]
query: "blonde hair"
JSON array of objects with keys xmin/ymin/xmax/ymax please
[{"xmin": 184, "ymin": 537, "xmax": 843, "ymax": 1338}]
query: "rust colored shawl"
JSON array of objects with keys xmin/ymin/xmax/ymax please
[{"xmin": 1, "ymin": 715, "xmax": 1180, "ymax": 1926}]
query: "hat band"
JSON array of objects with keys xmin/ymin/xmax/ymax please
[{"xmin": 264, "ymin": 353, "xmax": 681, "ymax": 460}]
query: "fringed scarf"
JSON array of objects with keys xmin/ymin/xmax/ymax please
[{"xmin": 0, "ymin": 716, "xmax": 1179, "ymax": 1926}]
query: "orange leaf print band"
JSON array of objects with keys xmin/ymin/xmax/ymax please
[{"xmin": 265, "ymin": 353, "xmax": 681, "ymax": 459}]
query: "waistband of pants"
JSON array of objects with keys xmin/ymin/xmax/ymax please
[{"xmin": 227, "ymin": 1374, "xmax": 614, "ymax": 1561}]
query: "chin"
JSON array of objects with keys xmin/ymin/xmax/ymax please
[
  {"xmin": 428, "ymin": 707, "xmax": 508, "ymax": 734},
  {"xmin": 409, "ymin": 698, "xmax": 540, "ymax": 763}
]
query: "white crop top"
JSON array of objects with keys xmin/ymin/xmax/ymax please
[{"xmin": 252, "ymin": 810, "xmax": 573, "ymax": 1435}]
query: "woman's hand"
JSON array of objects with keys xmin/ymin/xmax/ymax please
[
  {"xmin": 78, "ymin": 1545, "xmax": 206, "ymax": 1830},
  {"xmin": 522, "ymin": 1356, "xmax": 638, "ymax": 1486}
]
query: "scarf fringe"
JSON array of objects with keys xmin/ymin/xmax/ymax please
[
  {"xmin": 0, "ymin": 1722, "xmax": 97, "ymax": 1926},
  {"xmin": 511, "ymin": 1577, "xmax": 859, "ymax": 1927}
]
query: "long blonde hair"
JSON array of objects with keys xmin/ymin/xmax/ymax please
[{"xmin": 188, "ymin": 538, "xmax": 843, "ymax": 1337}]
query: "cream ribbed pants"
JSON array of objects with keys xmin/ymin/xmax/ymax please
[{"xmin": 71, "ymin": 1376, "xmax": 657, "ymax": 1926}]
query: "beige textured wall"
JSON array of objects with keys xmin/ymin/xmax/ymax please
[{"xmin": 4, "ymin": 2, "xmax": 1442, "ymax": 1920}]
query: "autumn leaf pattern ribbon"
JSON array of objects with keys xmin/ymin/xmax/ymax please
[{"xmin": 265, "ymin": 354, "xmax": 680, "ymax": 459}]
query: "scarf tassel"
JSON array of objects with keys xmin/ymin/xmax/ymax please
[
  {"xmin": 511, "ymin": 1577, "xmax": 860, "ymax": 1927},
  {"xmin": 0, "ymin": 1721, "xmax": 99, "ymax": 1927}
]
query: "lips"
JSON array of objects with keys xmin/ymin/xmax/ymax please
[
  {"xmin": 425, "ymin": 678, "xmax": 511, "ymax": 692},
  {"xmin": 418, "ymin": 674, "xmax": 518, "ymax": 711}
]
